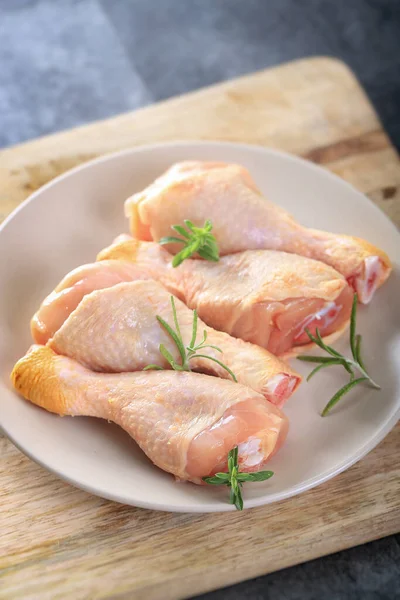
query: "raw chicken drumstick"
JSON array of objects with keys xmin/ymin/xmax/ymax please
[
  {"xmin": 33, "ymin": 277, "xmax": 301, "ymax": 407},
  {"xmin": 31, "ymin": 260, "xmax": 150, "ymax": 345},
  {"xmin": 125, "ymin": 161, "xmax": 391, "ymax": 304},
  {"xmin": 11, "ymin": 345, "xmax": 288, "ymax": 483},
  {"xmin": 98, "ymin": 238, "xmax": 354, "ymax": 356}
]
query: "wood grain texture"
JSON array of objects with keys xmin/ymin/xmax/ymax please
[{"xmin": 0, "ymin": 57, "xmax": 399, "ymax": 600}]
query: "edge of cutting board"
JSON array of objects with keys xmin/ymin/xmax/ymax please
[{"xmin": 1, "ymin": 57, "xmax": 399, "ymax": 600}]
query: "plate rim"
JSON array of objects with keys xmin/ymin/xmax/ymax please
[
  {"xmin": 3, "ymin": 398, "xmax": 399, "ymax": 513},
  {"xmin": 1, "ymin": 140, "xmax": 399, "ymax": 512},
  {"xmin": 2, "ymin": 139, "xmax": 400, "ymax": 239}
]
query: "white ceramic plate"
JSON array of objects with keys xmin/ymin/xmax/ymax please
[{"xmin": 1, "ymin": 142, "xmax": 399, "ymax": 512}]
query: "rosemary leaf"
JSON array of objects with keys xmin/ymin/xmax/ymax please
[
  {"xmin": 184, "ymin": 219, "xmax": 196, "ymax": 232},
  {"xmin": 159, "ymin": 344, "xmax": 185, "ymax": 371},
  {"xmin": 237, "ymin": 471, "xmax": 274, "ymax": 482},
  {"xmin": 203, "ymin": 475, "xmax": 230, "ymax": 485},
  {"xmin": 306, "ymin": 359, "xmax": 343, "ymax": 382},
  {"xmin": 170, "ymin": 297, "xmax": 182, "ymax": 339},
  {"xmin": 193, "ymin": 354, "xmax": 238, "ymax": 382},
  {"xmin": 297, "ymin": 355, "xmax": 345, "ymax": 364},
  {"xmin": 145, "ymin": 296, "xmax": 237, "ymax": 384},
  {"xmin": 189, "ymin": 309, "xmax": 198, "ymax": 349},
  {"xmin": 203, "ymin": 446, "xmax": 274, "ymax": 510},
  {"xmin": 321, "ymin": 377, "xmax": 368, "ymax": 416},
  {"xmin": 234, "ymin": 487, "xmax": 244, "ymax": 511},
  {"xmin": 355, "ymin": 334, "xmax": 366, "ymax": 371},
  {"xmin": 159, "ymin": 236, "xmax": 186, "ymax": 246},
  {"xmin": 314, "ymin": 328, "xmax": 343, "ymax": 359},
  {"xmin": 172, "ymin": 224, "xmax": 191, "ymax": 239},
  {"xmin": 198, "ymin": 247, "xmax": 220, "ymax": 261},
  {"xmin": 156, "ymin": 314, "xmax": 186, "ymax": 364},
  {"xmin": 192, "ymin": 344, "xmax": 223, "ymax": 354},
  {"xmin": 300, "ymin": 294, "xmax": 380, "ymax": 416},
  {"xmin": 160, "ymin": 219, "xmax": 219, "ymax": 266}
]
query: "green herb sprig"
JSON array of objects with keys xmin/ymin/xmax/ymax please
[
  {"xmin": 144, "ymin": 296, "xmax": 237, "ymax": 381},
  {"xmin": 298, "ymin": 293, "xmax": 380, "ymax": 416},
  {"xmin": 203, "ymin": 446, "xmax": 274, "ymax": 510},
  {"xmin": 159, "ymin": 219, "xmax": 219, "ymax": 267}
]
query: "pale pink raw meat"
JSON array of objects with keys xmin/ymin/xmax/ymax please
[
  {"xmin": 98, "ymin": 239, "xmax": 354, "ymax": 356},
  {"xmin": 31, "ymin": 260, "xmax": 150, "ymax": 345},
  {"xmin": 124, "ymin": 161, "xmax": 391, "ymax": 303},
  {"xmin": 12, "ymin": 346, "xmax": 288, "ymax": 483},
  {"xmin": 46, "ymin": 279, "xmax": 301, "ymax": 407}
]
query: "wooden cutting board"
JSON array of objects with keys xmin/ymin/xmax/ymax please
[{"xmin": 1, "ymin": 57, "xmax": 399, "ymax": 600}]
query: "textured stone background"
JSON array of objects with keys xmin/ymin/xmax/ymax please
[
  {"xmin": 1, "ymin": 0, "xmax": 399, "ymax": 149},
  {"xmin": 1, "ymin": 1, "xmax": 399, "ymax": 599}
]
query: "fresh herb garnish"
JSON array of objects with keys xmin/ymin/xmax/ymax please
[
  {"xmin": 298, "ymin": 293, "xmax": 380, "ymax": 416},
  {"xmin": 203, "ymin": 446, "xmax": 274, "ymax": 510},
  {"xmin": 159, "ymin": 219, "xmax": 219, "ymax": 267},
  {"xmin": 144, "ymin": 296, "xmax": 237, "ymax": 381}
]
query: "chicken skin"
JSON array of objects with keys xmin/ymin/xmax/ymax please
[
  {"xmin": 11, "ymin": 346, "xmax": 288, "ymax": 483},
  {"xmin": 98, "ymin": 239, "xmax": 353, "ymax": 356},
  {"xmin": 33, "ymin": 278, "xmax": 301, "ymax": 407},
  {"xmin": 125, "ymin": 161, "xmax": 391, "ymax": 304}
]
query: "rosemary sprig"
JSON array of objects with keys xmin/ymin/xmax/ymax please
[
  {"xmin": 144, "ymin": 296, "xmax": 237, "ymax": 381},
  {"xmin": 203, "ymin": 446, "xmax": 274, "ymax": 510},
  {"xmin": 159, "ymin": 219, "xmax": 219, "ymax": 267},
  {"xmin": 298, "ymin": 293, "xmax": 380, "ymax": 416}
]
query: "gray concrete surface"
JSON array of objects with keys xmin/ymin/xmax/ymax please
[
  {"xmin": 1, "ymin": 0, "xmax": 399, "ymax": 148},
  {"xmin": 1, "ymin": 1, "xmax": 399, "ymax": 599}
]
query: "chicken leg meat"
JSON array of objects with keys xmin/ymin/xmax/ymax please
[
  {"xmin": 32, "ymin": 278, "xmax": 301, "ymax": 407},
  {"xmin": 12, "ymin": 346, "xmax": 288, "ymax": 483},
  {"xmin": 124, "ymin": 161, "xmax": 391, "ymax": 303},
  {"xmin": 98, "ymin": 238, "xmax": 354, "ymax": 356}
]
